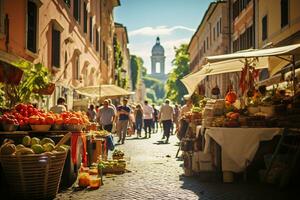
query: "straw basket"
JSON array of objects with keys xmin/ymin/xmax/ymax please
[{"xmin": 0, "ymin": 151, "xmax": 67, "ymax": 200}]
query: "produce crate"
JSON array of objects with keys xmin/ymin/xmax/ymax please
[
  {"xmin": 102, "ymin": 166, "xmax": 125, "ymax": 174},
  {"xmin": 0, "ymin": 151, "xmax": 67, "ymax": 200}
]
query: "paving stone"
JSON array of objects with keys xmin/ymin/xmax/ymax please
[{"xmin": 55, "ymin": 129, "xmax": 299, "ymax": 200}]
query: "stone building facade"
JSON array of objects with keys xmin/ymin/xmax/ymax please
[
  {"xmin": 0, "ymin": 0, "xmax": 121, "ymax": 109},
  {"xmin": 188, "ymin": 1, "xmax": 231, "ymax": 98}
]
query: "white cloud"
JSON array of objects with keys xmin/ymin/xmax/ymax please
[{"xmin": 129, "ymin": 26, "xmax": 195, "ymax": 36}]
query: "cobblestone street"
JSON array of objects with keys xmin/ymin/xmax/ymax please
[{"xmin": 56, "ymin": 130, "xmax": 299, "ymax": 200}]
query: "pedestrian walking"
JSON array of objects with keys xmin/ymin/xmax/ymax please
[
  {"xmin": 159, "ymin": 99, "xmax": 174, "ymax": 144},
  {"xmin": 116, "ymin": 98, "xmax": 131, "ymax": 144},
  {"xmin": 134, "ymin": 104, "xmax": 143, "ymax": 138},
  {"xmin": 97, "ymin": 100, "xmax": 116, "ymax": 132},
  {"xmin": 152, "ymin": 104, "xmax": 159, "ymax": 133},
  {"xmin": 143, "ymin": 100, "xmax": 154, "ymax": 138},
  {"xmin": 86, "ymin": 104, "xmax": 97, "ymax": 122}
]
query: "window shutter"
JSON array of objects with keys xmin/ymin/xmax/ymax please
[
  {"xmin": 27, "ymin": 1, "xmax": 37, "ymax": 53},
  {"xmin": 52, "ymin": 28, "xmax": 61, "ymax": 68}
]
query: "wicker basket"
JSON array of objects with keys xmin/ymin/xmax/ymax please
[{"xmin": 0, "ymin": 151, "xmax": 67, "ymax": 200}]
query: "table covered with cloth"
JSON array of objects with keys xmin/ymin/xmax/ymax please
[{"xmin": 204, "ymin": 127, "xmax": 284, "ymax": 172}]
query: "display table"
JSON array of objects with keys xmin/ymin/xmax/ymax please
[{"xmin": 204, "ymin": 127, "xmax": 284, "ymax": 172}]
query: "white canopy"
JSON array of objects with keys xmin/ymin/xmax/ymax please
[
  {"xmin": 206, "ymin": 43, "xmax": 300, "ymax": 63},
  {"xmin": 181, "ymin": 57, "xmax": 269, "ymax": 95},
  {"xmin": 75, "ymin": 84, "xmax": 133, "ymax": 98}
]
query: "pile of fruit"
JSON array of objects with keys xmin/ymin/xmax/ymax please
[
  {"xmin": 112, "ymin": 149, "xmax": 124, "ymax": 159},
  {"xmin": 78, "ymin": 165, "xmax": 101, "ymax": 189},
  {"xmin": 91, "ymin": 130, "xmax": 110, "ymax": 138},
  {"xmin": 99, "ymin": 159, "xmax": 126, "ymax": 174},
  {"xmin": 224, "ymin": 112, "xmax": 240, "ymax": 127},
  {"xmin": 0, "ymin": 136, "xmax": 69, "ymax": 156},
  {"xmin": 61, "ymin": 111, "xmax": 89, "ymax": 125},
  {"xmin": 0, "ymin": 103, "xmax": 90, "ymax": 131}
]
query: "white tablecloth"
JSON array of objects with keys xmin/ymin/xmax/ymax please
[{"xmin": 205, "ymin": 127, "xmax": 284, "ymax": 172}]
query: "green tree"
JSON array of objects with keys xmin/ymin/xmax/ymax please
[
  {"xmin": 130, "ymin": 55, "xmax": 143, "ymax": 91},
  {"xmin": 113, "ymin": 36, "xmax": 124, "ymax": 88},
  {"xmin": 165, "ymin": 44, "xmax": 189, "ymax": 104}
]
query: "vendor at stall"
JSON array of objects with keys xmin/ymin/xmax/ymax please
[
  {"xmin": 50, "ymin": 97, "xmax": 67, "ymax": 114},
  {"xmin": 180, "ymin": 95, "xmax": 193, "ymax": 120}
]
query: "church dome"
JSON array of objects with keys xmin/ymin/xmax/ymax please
[{"xmin": 151, "ymin": 37, "xmax": 164, "ymax": 56}]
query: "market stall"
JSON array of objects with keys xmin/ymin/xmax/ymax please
[
  {"xmin": 75, "ymin": 84, "xmax": 134, "ymax": 99},
  {"xmin": 180, "ymin": 43, "xmax": 300, "ymax": 185},
  {"xmin": 0, "ymin": 103, "xmax": 118, "ymax": 199}
]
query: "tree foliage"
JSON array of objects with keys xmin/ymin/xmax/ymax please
[
  {"xmin": 143, "ymin": 76, "xmax": 165, "ymax": 99},
  {"xmin": 130, "ymin": 55, "xmax": 143, "ymax": 91},
  {"xmin": 113, "ymin": 37, "xmax": 125, "ymax": 88},
  {"xmin": 165, "ymin": 44, "xmax": 189, "ymax": 104}
]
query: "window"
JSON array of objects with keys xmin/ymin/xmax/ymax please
[
  {"xmin": 206, "ymin": 37, "xmax": 209, "ymax": 50},
  {"xmin": 219, "ymin": 18, "xmax": 222, "ymax": 35},
  {"xmin": 233, "ymin": 0, "xmax": 251, "ymax": 20},
  {"xmin": 96, "ymin": 30, "xmax": 99, "ymax": 51},
  {"xmin": 0, "ymin": 0, "xmax": 4, "ymax": 34},
  {"xmin": 83, "ymin": 2, "xmax": 87, "ymax": 33},
  {"xmin": 102, "ymin": 41, "xmax": 106, "ymax": 59},
  {"xmin": 213, "ymin": 27, "xmax": 215, "ymax": 40},
  {"xmin": 52, "ymin": 26, "xmax": 61, "ymax": 68},
  {"xmin": 203, "ymin": 41, "xmax": 206, "ymax": 53},
  {"xmin": 262, "ymin": 15, "xmax": 268, "ymax": 41},
  {"xmin": 64, "ymin": 51, "xmax": 68, "ymax": 78},
  {"xmin": 106, "ymin": 47, "xmax": 108, "ymax": 64},
  {"xmin": 73, "ymin": 0, "xmax": 81, "ymax": 22},
  {"xmin": 27, "ymin": 1, "xmax": 37, "ymax": 53},
  {"xmin": 89, "ymin": 16, "xmax": 93, "ymax": 43},
  {"xmin": 74, "ymin": 56, "xmax": 80, "ymax": 80},
  {"xmin": 217, "ymin": 22, "xmax": 219, "ymax": 37},
  {"xmin": 281, "ymin": 0, "xmax": 289, "ymax": 28}
]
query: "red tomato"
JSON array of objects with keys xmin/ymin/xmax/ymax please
[{"xmin": 45, "ymin": 116, "xmax": 55, "ymax": 125}]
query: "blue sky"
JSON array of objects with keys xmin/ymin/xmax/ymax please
[{"xmin": 114, "ymin": 0, "xmax": 213, "ymax": 74}]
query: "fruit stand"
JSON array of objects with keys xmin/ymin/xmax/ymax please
[
  {"xmin": 180, "ymin": 43, "xmax": 300, "ymax": 185},
  {"xmin": 0, "ymin": 103, "xmax": 108, "ymax": 199}
]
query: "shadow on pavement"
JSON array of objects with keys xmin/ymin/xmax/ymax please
[
  {"xmin": 153, "ymin": 141, "xmax": 168, "ymax": 145},
  {"xmin": 178, "ymin": 174, "xmax": 300, "ymax": 200},
  {"xmin": 126, "ymin": 137, "xmax": 148, "ymax": 140}
]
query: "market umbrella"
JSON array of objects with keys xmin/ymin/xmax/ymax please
[
  {"xmin": 75, "ymin": 84, "xmax": 134, "ymax": 99},
  {"xmin": 181, "ymin": 57, "xmax": 269, "ymax": 95},
  {"xmin": 206, "ymin": 43, "xmax": 300, "ymax": 63},
  {"xmin": 206, "ymin": 43, "xmax": 300, "ymax": 94}
]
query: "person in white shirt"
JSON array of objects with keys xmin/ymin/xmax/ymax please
[
  {"xmin": 158, "ymin": 99, "xmax": 174, "ymax": 143},
  {"xmin": 143, "ymin": 100, "xmax": 154, "ymax": 138},
  {"xmin": 50, "ymin": 97, "xmax": 67, "ymax": 114}
]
